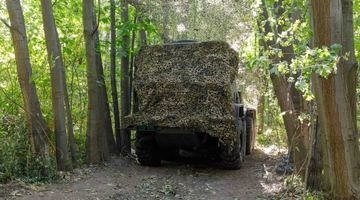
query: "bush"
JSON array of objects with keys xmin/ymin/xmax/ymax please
[{"xmin": 0, "ymin": 114, "xmax": 57, "ymax": 184}]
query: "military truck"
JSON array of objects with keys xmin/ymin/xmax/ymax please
[{"xmin": 125, "ymin": 41, "xmax": 256, "ymax": 169}]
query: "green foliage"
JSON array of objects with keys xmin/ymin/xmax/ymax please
[
  {"xmin": 243, "ymin": 0, "xmax": 356, "ymax": 150},
  {"xmin": 255, "ymin": 89, "xmax": 288, "ymax": 148},
  {"xmin": 0, "ymin": 115, "xmax": 57, "ymax": 184},
  {"xmin": 290, "ymin": 44, "xmax": 342, "ymax": 101},
  {"xmin": 249, "ymin": 0, "xmax": 345, "ymax": 102},
  {"xmin": 0, "ymin": 0, "xmax": 163, "ymax": 182}
]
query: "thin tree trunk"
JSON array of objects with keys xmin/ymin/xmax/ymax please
[
  {"xmin": 139, "ymin": 16, "xmax": 147, "ymax": 46},
  {"xmin": 311, "ymin": 0, "xmax": 360, "ymax": 198},
  {"xmin": 136, "ymin": 1, "xmax": 147, "ymax": 46},
  {"xmin": 129, "ymin": 14, "xmax": 137, "ymax": 107},
  {"xmin": 120, "ymin": 0, "xmax": 131, "ymax": 155},
  {"xmin": 179, "ymin": 0, "xmax": 189, "ymax": 40},
  {"xmin": 40, "ymin": 0, "xmax": 72, "ymax": 171},
  {"xmin": 257, "ymin": 93, "xmax": 265, "ymax": 135},
  {"xmin": 161, "ymin": 0, "xmax": 170, "ymax": 43},
  {"xmin": 5, "ymin": 0, "xmax": 50, "ymax": 163},
  {"xmin": 110, "ymin": 0, "xmax": 121, "ymax": 154},
  {"xmin": 305, "ymin": 116, "xmax": 322, "ymax": 190},
  {"xmin": 189, "ymin": 0, "xmax": 198, "ymax": 39},
  {"xmin": 132, "ymin": 2, "xmax": 147, "ymax": 113},
  {"xmin": 342, "ymin": 0, "xmax": 358, "ymax": 122},
  {"xmin": 63, "ymin": 76, "xmax": 77, "ymax": 165}
]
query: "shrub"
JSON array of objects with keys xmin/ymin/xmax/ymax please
[{"xmin": 0, "ymin": 114, "xmax": 57, "ymax": 183}]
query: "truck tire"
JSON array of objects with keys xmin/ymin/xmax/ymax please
[
  {"xmin": 219, "ymin": 140, "xmax": 242, "ymax": 170},
  {"xmin": 136, "ymin": 131, "xmax": 161, "ymax": 166},
  {"xmin": 246, "ymin": 116, "xmax": 253, "ymax": 155}
]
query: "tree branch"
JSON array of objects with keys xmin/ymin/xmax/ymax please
[
  {"xmin": 0, "ymin": 17, "xmax": 25, "ymax": 38},
  {"xmin": 91, "ymin": 0, "xmax": 101, "ymax": 36}
]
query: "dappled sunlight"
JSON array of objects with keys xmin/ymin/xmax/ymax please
[{"xmin": 258, "ymin": 145, "xmax": 287, "ymax": 157}]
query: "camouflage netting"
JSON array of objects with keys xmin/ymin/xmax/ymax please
[{"xmin": 125, "ymin": 41, "xmax": 239, "ymax": 140}]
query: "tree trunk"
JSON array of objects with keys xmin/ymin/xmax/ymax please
[
  {"xmin": 129, "ymin": 13, "xmax": 137, "ymax": 107},
  {"xmin": 63, "ymin": 76, "xmax": 77, "ymax": 166},
  {"xmin": 132, "ymin": 2, "xmax": 147, "ymax": 113},
  {"xmin": 95, "ymin": 26, "xmax": 116, "ymax": 156},
  {"xmin": 120, "ymin": 0, "xmax": 131, "ymax": 155},
  {"xmin": 95, "ymin": 46, "xmax": 112, "ymax": 160},
  {"xmin": 110, "ymin": 0, "xmax": 121, "ymax": 154},
  {"xmin": 179, "ymin": 0, "xmax": 189, "ymax": 39},
  {"xmin": 40, "ymin": 0, "xmax": 72, "ymax": 171},
  {"xmin": 311, "ymin": 0, "xmax": 360, "ymax": 198},
  {"xmin": 305, "ymin": 110, "xmax": 331, "ymax": 191},
  {"xmin": 138, "ymin": 16, "xmax": 147, "ymax": 46},
  {"xmin": 82, "ymin": 0, "xmax": 109, "ymax": 164},
  {"xmin": 257, "ymin": 92, "xmax": 265, "ymax": 135},
  {"xmin": 305, "ymin": 7, "xmax": 330, "ymax": 192},
  {"xmin": 342, "ymin": 0, "xmax": 358, "ymax": 122},
  {"xmin": 259, "ymin": 0, "xmax": 309, "ymax": 177},
  {"xmin": 161, "ymin": 0, "xmax": 170, "ymax": 43},
  {"xmin": 5, "ymin": 0, "xmax": 50, "ymax": 162},
  {"xmin": 136, "ymin": 0, "xmax": 147, "ymax": 46}
]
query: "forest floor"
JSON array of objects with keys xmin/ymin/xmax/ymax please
[{"xmin": 1, "ymin": 147, "xmax": 287, "ymax": 200}]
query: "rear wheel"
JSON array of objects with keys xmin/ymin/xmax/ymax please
[
  {"xmin": 219, "ymin": 140, "xmax": 242, "ymax": 170},
  {"xmin": 135, "ymin": 131, "xmax": 161, "ymax": 166}
]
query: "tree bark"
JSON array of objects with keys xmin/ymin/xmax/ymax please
[
  {"xmin": 129, "ymin": 12, "xmax": 137, "ymax": 107},
  {"xmin": 82, "ymin": 0, "xmax": 109, "ymax": 164},
  {"xmin": 95, "ymin": 26, "xmax": 116, "ymax": 156},
  {"xmin": 40, "ymin": 0, "xmax": 72, "ymax": 171},
  {"xmin": 95, "ymin": 45, "xmax": 112, "ymax": 160},
  {"xmin": 136, "ymin": 0, "xmax": 147, "ymax": 46},
  {"xmin": 138, "ymin": 16, "xmax": 147, "ymax": 46},
  {"xmin": 161, "ymin": 0, "xmax": 170, "ymax": 43},
  {"xmin": 64, "ymin": 76, "xmax": 77, "ymax": 166},
  {"xmin": 110, "ymin": 0, "xmax": 121, "ymax": 154},
  {"xmin": 5, "ymin": 0, "xmax": 50, "ymax": 161},
  {"xmin": 120, "ymin": 0, "xmax": 131, "ymax": 155},
  {"xmin": 179, "ymin": 0, "xmax": 189, "ymax": 40},
  {"xmin": 305, "ymin": 6, "xmax": 330, "ymax": 192},
  {"xmin": 257, "ymin": 92, "xmax": 265, "ymax": 135},
  {"xmin": 311, "ymin": 0, "xmax": 360, "ymax": 198},
  {"xmin": 132, "ymin": 1, "xmax": 147, "ymax": 114},
  {"xmin": 305, "ymin": 107, "xmax": 331, "ymax": 191}
]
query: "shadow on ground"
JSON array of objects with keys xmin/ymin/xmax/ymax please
[{"xmin": 1, "ymin": 148, "xmax": 284, "ymax": 200}]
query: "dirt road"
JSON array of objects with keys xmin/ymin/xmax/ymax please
[{"xmin": 2, "ymin": 149, "xmax": 284, "ymax": 200}]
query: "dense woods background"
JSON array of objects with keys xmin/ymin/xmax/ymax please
[{"xmin": 0, "ymin": 0, "xmax": 360, "ymax": 199}]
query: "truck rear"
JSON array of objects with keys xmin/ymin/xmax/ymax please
[{"xmin": 125, "ymin": 41, "xmax": 255, "ymax": 169}]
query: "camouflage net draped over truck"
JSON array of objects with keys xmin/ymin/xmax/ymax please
[{"xmin": 125, "ymin": 41, "xmax": 239, "ymax": 141}]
